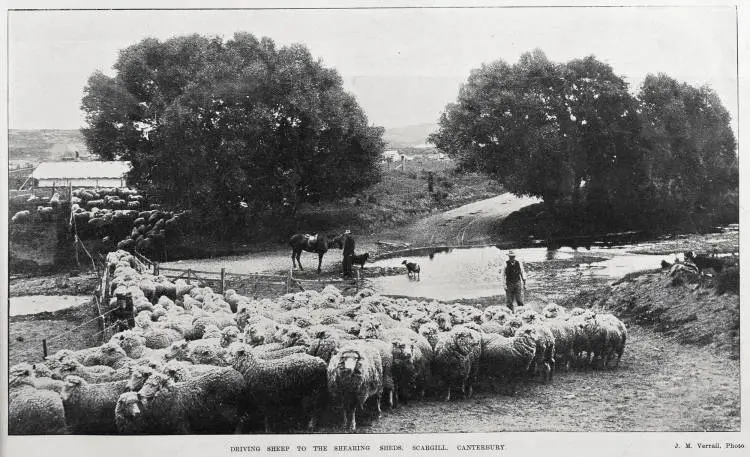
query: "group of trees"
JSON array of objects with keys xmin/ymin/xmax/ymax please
[
  {"xmin": 82, "ymin": 35, "xmax": 736, "ymax": 239},
  {"xmin": 429, "ymin": 50, "xmax": 738, "ymax": 233},
  {"xmin": 82, "ymin": 33, "xmax": 384, "ymax": 238}
]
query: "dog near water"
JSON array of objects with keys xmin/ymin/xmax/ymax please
[
  {"xmin": 402, "ymin": 260, "xmax": 420, "ymax": 280},
  {"xmin": 684, "ymin": 251, "xmax": 725, "ymax": 274},
  {"xmin": 352, "ymin": 252, "xmax": 369, "ymax": 270}
]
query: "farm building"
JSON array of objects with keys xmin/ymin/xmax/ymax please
[{"xmin": 24, "ymin": 160, "xmax": 131, "ymax": 189}]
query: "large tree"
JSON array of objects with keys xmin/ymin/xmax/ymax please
[
  {"xmin": 429, "ymin": 50, "xmax": 642, "ymax": 217},
  {"xmin": 82, "ymin": 33, "xmax": 384, "ymax": 236},
  {"xmin": 637, "ymin": 73, "xmax": 738, "ymax": 227},
  {"xmin": 430, "ymin": 50, "xmax": 737, "ymax": 232}
]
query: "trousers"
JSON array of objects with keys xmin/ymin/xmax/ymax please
[
  {"xmin": 505, "ymin": 280, "xmax": 525, "ymax": 310},
  {"xmin": 343, "ymin": 254, "xmax": 354, "ymax": 277}
]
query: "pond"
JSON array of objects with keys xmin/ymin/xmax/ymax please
[
  {"xmin": 9, "ymin": 295, "xmax": 92, "ymax": 317},
  {"xmin": 366, "ymin": 245, "xmax": 681, "ymax": 301}
]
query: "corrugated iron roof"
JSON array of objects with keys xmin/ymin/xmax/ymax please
[{"xmin": 31, "ymin": 161, "xmax": 131, "ymax": 180}]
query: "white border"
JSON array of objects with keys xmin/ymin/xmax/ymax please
[{"xmin": 2, "ymin": 1, "xmax": 748, "ymax": 456}]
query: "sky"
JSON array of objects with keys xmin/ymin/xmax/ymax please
[{"xmin": 8, "ymin": 6, "xmax": 739, "ymax": 133}]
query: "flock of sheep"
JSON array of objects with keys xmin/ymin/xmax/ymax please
[{"xmin": 9, "ymin": 250, "xmax": 627, "ymax": 435}]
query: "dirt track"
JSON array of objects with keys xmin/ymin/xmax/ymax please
[{"xmin": 391, "ymin": 192, "xmax": 541, "ymax": 246}]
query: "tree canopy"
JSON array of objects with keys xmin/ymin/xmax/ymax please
[
  {"xmin": 429, "ymin": 50, "xmax": 737, "ymax": 232},
  {"xmin": 82, "ymin": 33, "xmax": 385, "ymax": 237}
]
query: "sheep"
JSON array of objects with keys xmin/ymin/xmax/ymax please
[
  {"xmin": 31, "ymin": 363, "xmax": 64, "ymax": 394},
  {"xmin": 542, "ymin": 318, "xmax": 578, "ymax": 372},
  {"xmin": 479, "ymin": 331, "xmax": 537, "ymax": 395},
  {"xmin": 110, "ymin": 330, "xmax": 148, "ymax": 359},
  {"xmin": 11, "ymin": 210, "xmax": 31, "ymax": 224},
  {"xmin": 243, "ymin": 315, "xmax": 281, "ymax": 346},
  {"xmin": 142, "ymin": 324, "xmax": 183, "ymax": 349},
  {"xmin": 81, "ymin": 341, "xmax": 131, "ymax": 369},
  {"xmin": 61, "ymin": 375, "xmax": 132, "ymax": 434},
  {"xmin": 402, "ymin": 260, "xmax": 421, "ymax": 279},
  {"xmin": 53, "ymin": 356, "xmax": 126, "ymax": 383},
  {"xmin": 327, "ymin": 341, "xmax": 384, "ymax": 431},
  {"xmin": 581, "ymin": 313, "xmax": 627, "ymax": 369},
  {"xmin": 227, "ymin": 342, "xmax": 327, "ymax": 432},
  {"xmin": 188, "ymin": 340, "xmax": 229, "ymax": 366},
  {"xmin": 129, "ymin": 368, "xmax": 246, "ymax": 434},
  {"xmin": 417, "ymin": 322, "xmax": 441, "ymax": 349},
  {"xmin": 516, "ymin": 324, "xmax": 556, "ymax": 383},
  {"xmin": 434, "ymin": 312, "xmax": 453, "ymax": 331},
  {"xmin": 432, "ymin": 326, "xmax": 482, "ymax": 401},
  {"xmin": 9, "ymin": 363, "xmax": 67, "ymax": 435},
  {"xmin": 161, "ymin": 360, "xmax": 218, "ymax": 382}
]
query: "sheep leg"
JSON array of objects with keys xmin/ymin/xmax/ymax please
[
  {"xmin": 350, "ymin": 408, "xmax": 357, "ymax": 431},
  {"xmin": 307, "ymin": 415, "xmax": 316, "ymax": 431},
  {"xmin": 376, "ymin": 395, "xmax": 383, "ymax": 419}
]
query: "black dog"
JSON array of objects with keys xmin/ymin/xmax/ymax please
[
  {"xmin": 402, "ymin": 260, "xmax": 420, "ymax": 280},
  {"xmin": 352, "ymin": 252, "xmax": 369, "ymax": 270},
  {"xmin": 684, "ymin": 251, "xmax": 724, "ymax": 273}
]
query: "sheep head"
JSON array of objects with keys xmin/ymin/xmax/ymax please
[
  {"xmin": 32, "ymin": 363, "xmax": 53, "ymax": 378},
  {"xmin": 162, "ymin": 361, "xmax": 188, "ymax": 382},
  {"xmin": 61, "ymin": 375, "xmax": 87, "ymax": 401},
  {"xmin": 9, "ymin": 363, "xmax": 36, "ymax": 389},
  {"xmin": 116, "ymin": 392, "xmax": 143, "ymax": 420},
  {"xmin": 226, "ymin": 342, "xmax": 254, "ymax": 366},
  {"xmin": 220, "ymin": 326, "xmax": 240, "ymax": 348},
  {"xmin": 165, "ymin": 341, "xmax": 190, "ymax": 361},
  {"xmin": 333, "ymin": 348, "xmax": 364, "ymax": 377},
  {"xmin": 391, "ymin": 339, "xmax": 414, "ymax": 362},
  {"xmin": 357, "ymin": 320, "xmax": 381, "ymax": 340},
  {"xmin": 127, "ymin": 366, "xmax": 154, "ymax": 391},
  {"xmin": 138, "ymin": 372, "xmax": 174, "ymax": 407}
]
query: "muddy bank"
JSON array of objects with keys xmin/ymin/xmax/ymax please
[
  {"xmin": 562, "ymin": 268, "xmax": 740, "ymax": 359},
  {"xmin": 9, "ymin": 271, "xmax": 99, "ymax": 297}
]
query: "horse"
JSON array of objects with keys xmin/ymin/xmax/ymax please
[{"xmin": 289, "ymin": 232, "xmax": 344, "ymax": 273}]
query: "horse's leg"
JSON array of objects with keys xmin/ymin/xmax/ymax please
[
  {"xmin": 292, "ymin": 250, "xmax": 297, "ymax": 270},
  {"xmin": 295, "ymin": 250, "xmax": 303, "ymax": 270},
  {"xmin": 317, "ymin": 251, "xmax": 324, "ymax": 274}
]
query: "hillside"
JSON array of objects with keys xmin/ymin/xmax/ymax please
[
  {"xmin": 9, "ymin": 129, "xmax": 91, "ymax": 167},
  {"xmin": 383, "ymin": 123, "xmax": 438, "ymax": 148}
]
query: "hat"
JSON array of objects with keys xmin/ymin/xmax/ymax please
[
  {"xmin": 508, "ymin": 250, "xmax": 516, "ymax": 257},
  {"xmin": 344, "ymin": 230, "xmax": 351, "ymax": 235}
]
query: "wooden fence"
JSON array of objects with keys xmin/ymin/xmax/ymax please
[{"xmin": 152, "ymin": 264, "xmax": 363, "ymax": 299}]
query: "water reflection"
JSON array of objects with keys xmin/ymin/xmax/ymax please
[{"xmin": 368, "ymin": 244, "xmax": 670, "ymax": 301}]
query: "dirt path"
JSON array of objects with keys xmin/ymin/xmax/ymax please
[
  {"xmin": 392, "ymin": 192, "xmax": 541, "ymax": 246},
  {"xmin": 323, "ymin": 326, "xmax": 739, "ymax": 432}
]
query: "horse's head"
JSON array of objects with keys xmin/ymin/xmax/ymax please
[{"xmin": 327, "ymin": 233, "xmax": 344, "ymax": 249}]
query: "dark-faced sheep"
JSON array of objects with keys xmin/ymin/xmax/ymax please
[
  {"xmin": 433, "ymin": 326, "xmax": 482, "ymax": 401},
  {"xmin": 327, "ymin": 342, "xmax": 384, "ymax": 431}
]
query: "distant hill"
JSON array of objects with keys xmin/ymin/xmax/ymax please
[
  {"xmin": 383, "ymin": 123, "xmax": 439, "ymax": 148},
  {"xmin": 9, "ymin": 129, "xmax": 92, "ymax": 166}
]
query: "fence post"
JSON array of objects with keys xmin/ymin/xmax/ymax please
[
  {"xmin": 220, "ymin": 268, "xmax": 226, "ymax": 295},
  {"xmin": 42, "ymin": 339, "xmax": 48, "ymax": 359}
]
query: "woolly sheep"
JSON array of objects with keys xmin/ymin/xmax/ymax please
[
  {"xmin": 227, "ymin": 342, "xmax": 327, "ymax": 432},
  {"xmin": 432, "ymin": 326, "xmax": 482, "ymax": 401},
  {"xmin": 479, "ymin": 331, "xmax": 537, "ymax": 395},
  {"xmin": 516, "ymin": 324, "xmax": 556, "ymax": 383},
  {"xmin": 188, "ymin": 340, "xmax": 229, "ymax": 366},
  {"xmin": 61, "ymin": 375, "xmax": 133, "ymax": 434},
  {"xmin": 9, "ymin": 363, "xmax": 67, "ymax": 435},
  {"xmin": 327, "ymin": 341, "xmax": 384, "ymax": 431},
  {"xmin": 132, "ymin": 368, "xmax": 246, "ymax": 434}
]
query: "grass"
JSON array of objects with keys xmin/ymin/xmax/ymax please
[{"xmin": 294, "ymin": 158, "xmax": 503, "ymax": 237}]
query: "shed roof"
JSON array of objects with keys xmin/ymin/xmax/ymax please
[{"xmin": 31, "ymin": 161, "xmax": 131, "ymax": 180}]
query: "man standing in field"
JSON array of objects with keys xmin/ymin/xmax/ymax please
[
  {"xmin": 502, "ymin": 250, "xmax": 526, "ymax": 311},
  {"xmin": 342, "ymin": 229, "xmax": 355, "ymax": 279}
]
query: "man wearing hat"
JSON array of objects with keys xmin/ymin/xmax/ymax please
[
  {"xmin": 342, "ymin": 229, "xmax": 355, "ymax": 279},
  {"xmin": 502, "ymin": 250, "xmax": 526, "ymax": 311},
  {"xmin": 112, "ymin": 290, "xmax": 135, "ymax": 332}
]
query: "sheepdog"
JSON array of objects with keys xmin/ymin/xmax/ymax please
[
  {"xmin": 402, "ymin": 260, "xmax": 420, "ymax": 280},
  {"xmin": 352, "ymin": 252, "xmax": 369, "ymax": 270}
]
